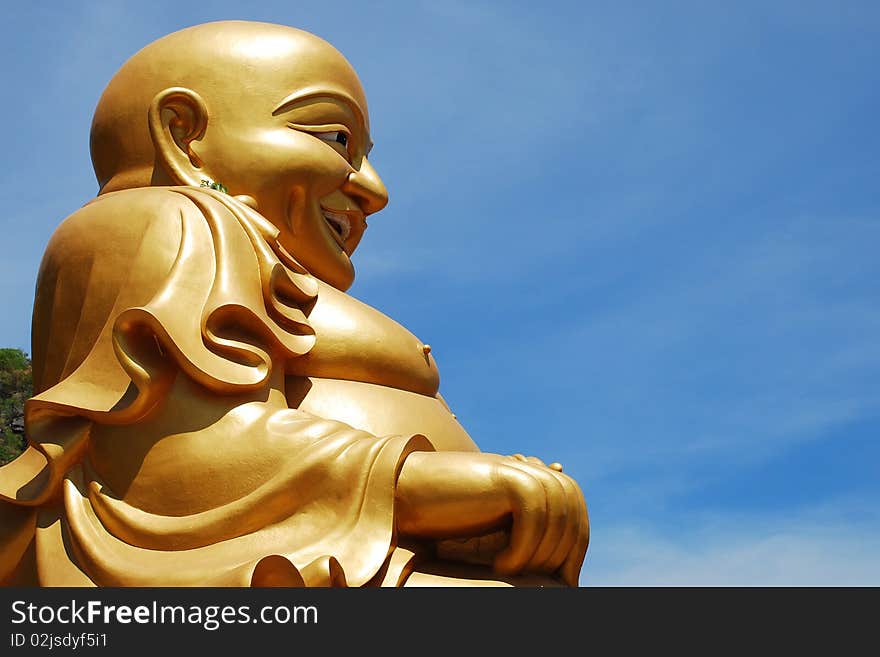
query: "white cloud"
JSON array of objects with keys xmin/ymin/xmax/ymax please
[{"xmin": 583, "ymin": 505, "xmax": 880, "ymax": 586}]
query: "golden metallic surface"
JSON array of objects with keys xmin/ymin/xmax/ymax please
[{"xmin": 0, "ymin": 21, "xmax": 588, "ymax": 587}]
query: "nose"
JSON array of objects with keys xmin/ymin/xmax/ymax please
[{"xmin": 342, "ymin": 157, "xmax": 388, "ymax": 216}]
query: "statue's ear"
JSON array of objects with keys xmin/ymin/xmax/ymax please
[{"xmin": 148, "ymin": 87, "xmax": 211, "ymax": 187}]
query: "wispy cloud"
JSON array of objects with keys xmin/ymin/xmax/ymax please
[{"xmin": 584, "ymin": 501, "xmax": 880, "ymax": 586}]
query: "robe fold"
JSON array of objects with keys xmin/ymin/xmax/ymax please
[{"xmin": 0, "ymin": 186, "xmax": 433, "ymax": 587}]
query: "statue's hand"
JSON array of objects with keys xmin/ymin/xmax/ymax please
[
  {"xmin": 491, "ymin": 455, "xmax": 588, "ymax": 586},
  {"xmin": 396, "ymin": 451, "xmax": 589, "ymax": 586}
]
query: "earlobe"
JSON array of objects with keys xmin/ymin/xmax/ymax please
[{"xmin": 148, "ymin": 87, "xmax": 210, "ymax": 187}]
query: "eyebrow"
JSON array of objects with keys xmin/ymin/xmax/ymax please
[{"xmin": 272, "ymin": 87, "xmax": 368, "ymax": 135}]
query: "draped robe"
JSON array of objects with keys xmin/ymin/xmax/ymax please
[{"xmin": 0, "ymin": 186, "xmax": 435, "ymax": 586}]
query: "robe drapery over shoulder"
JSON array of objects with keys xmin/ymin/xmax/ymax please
[{"xmin": 0, "ymin": 187, "xmax": 433, "ymax": 586}]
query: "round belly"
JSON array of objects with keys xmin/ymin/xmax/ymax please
[{"xmin": 286, "ymin": 377, "xmax": 479, "ymax": 453}]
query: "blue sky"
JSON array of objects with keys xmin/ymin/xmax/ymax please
[{"xmin": 1, "ymin": 1, "xmax": 878, "ymax": 585}]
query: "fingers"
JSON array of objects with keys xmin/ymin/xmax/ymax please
[
  {"xmin": 559, "ymin": 481, "xmax": 589, "ymax": 587},
  {"xmin": 523, "ymin": 466, "xmax": 587, "ymax": 580},
  {"xmin": 493, "ymin": 459, "xmax": 587, "ymax": 583},
  {"xmin": 492, "ymin": 468, "xmax": 548, "ymax": 577},
  {"xmin": 515, "ymin": 463, "xmax": 568, "ymax": 571},
  {"xmin": 510, "ymin": 454, "xmax": 562, "ymax": 472},
  {"xmin": 539, "ymin": 471, "xmax": 581, "ymax": 573},
  {"xmin": 510, "ymin": 453, "xmax": 548, "ymax": 467}
]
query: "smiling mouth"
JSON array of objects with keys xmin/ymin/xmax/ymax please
[{"xmin": 321, "ymin": 209, "xmax": 352, "ymax": 243}]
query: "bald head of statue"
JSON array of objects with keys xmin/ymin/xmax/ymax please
[{"xmin": 90, "ymin": 20, "xmax": 388, "ymax": 290}]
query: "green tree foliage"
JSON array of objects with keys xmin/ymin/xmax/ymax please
[{"xmin": 0, "ymin": 348, "xmax": 31, "ymax": 465}]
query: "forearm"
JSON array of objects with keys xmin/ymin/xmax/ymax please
[{"xmin": 395, "ymin": 451, "xmax": 511, "ymax": 538}]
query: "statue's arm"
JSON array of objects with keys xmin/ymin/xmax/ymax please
[{"xmin": 395, "ymin": 451, "xmax": 589, "ymax": 586}]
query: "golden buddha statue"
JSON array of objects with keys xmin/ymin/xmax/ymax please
[{"xmin": 0, "ymin": 21, "xmax": 588, "ymax": 587}]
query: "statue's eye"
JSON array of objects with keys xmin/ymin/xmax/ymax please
[{"xmin": 314, "ymin": 131, "xmax": 348, "ymax": 148}]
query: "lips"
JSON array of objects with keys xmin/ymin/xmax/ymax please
[{"xmin": 321, "ymin": 209, "xmax": 351, "ymax": 243}]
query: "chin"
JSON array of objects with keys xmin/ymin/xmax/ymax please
[{"xmin": 315, "ymin": 259, "xmax": 355, "ymax": 291}]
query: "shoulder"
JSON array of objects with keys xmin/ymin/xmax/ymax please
[
  {"xmin": 47, "ymin": 187, "xmax": 187, "ymax": 251},
  {"xmin": 42, "ymin": 187, "xmax": 231, "ymax": 269},
  {"xmin": 34, "ymin": 187, "xmax": 228, "ymax": 325}
]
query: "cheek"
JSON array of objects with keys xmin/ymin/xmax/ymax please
[
  {"xmin": 299, "ymin": 147, "xmax": 353, "ymax": 197},
  {"xmin": 256, "ymin": 130, "xmax": 352, "ymax": 195},
  {"xmin": 206, "ymin": 129, "xmax": 353, "ymax": 211}
]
